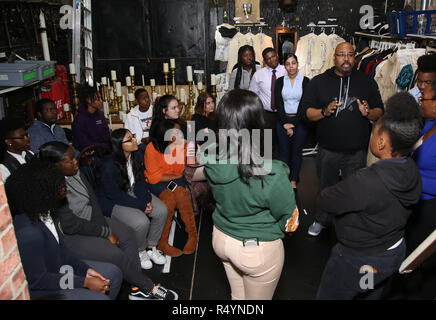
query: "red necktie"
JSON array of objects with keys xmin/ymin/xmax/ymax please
[{"xmin": 271, "ymin": 69, "xmax": 277, "ymax": 111}]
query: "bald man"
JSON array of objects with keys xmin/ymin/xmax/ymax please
[{"xmin": 300, "ymin": 42, "xmax": 384, "ymax": 236}]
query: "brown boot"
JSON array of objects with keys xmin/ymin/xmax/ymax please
[
  {"xmin": 157, "ymin": 190, "xmax": 183, "ymax": 257},
  {"xmin": 174, "ymin": 187, "xmax": 198, "ymax": 254}
]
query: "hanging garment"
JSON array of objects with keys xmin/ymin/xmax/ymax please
[
  {"xmin": 396, "ymin": 64, "xmax": 414, "ymax": 90},
  {"xmin": 215, "ymin": 23, "xmax": 236, "ymax": 62},
  {"xmin": 226, "ymin": 32, "xmax": 249, "ymax": 74},
  {"xmin": 252, "ymin": 32, "xmax": 274, "ymax": 65},
  {"xmin": 295, "ymin": 33, "xmax": 316, "ymax": 78},
  {"xmin": 319, "ymin": 33, "xmax": 346, "ymax": 74}
]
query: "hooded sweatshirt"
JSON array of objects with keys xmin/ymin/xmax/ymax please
[
  {"xmin": 318, "ymin": 157, "xmax": 422, "ymax": 255},
  {"xmin": 71, "ymin": 104, "xmax": 111, "ymax": 151},
  {"xmin": 300, "ymin": 67, "xmax": 384, "ymax": 152},
  {"xmin": 204, "ymin": 158, "xmax": 296, "ymax": 242}
]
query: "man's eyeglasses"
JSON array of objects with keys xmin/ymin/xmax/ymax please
[
  {"xmin": 122, "ymin": 134, "xmax": 136, "ymax": 143},
  {"xmin": 335, "ymin": 53, "xmax": 355, "ymax": 58},
  {"xmin": 6, "ymin": 133, "xmax": 29, "ymax": 139}
]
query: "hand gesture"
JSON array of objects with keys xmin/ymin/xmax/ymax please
[
  {"xmin": 283, "ymin": 123, "xmax": 295, "ymax": 137},
  {"xmin": 357, "ymin": 99, "xmax": 369, "ymax": 117},
  {"xmin": 324, "ymin": 100, "xmax": 342, "ymax": 117},
  {"xmin": 144, "ymin": 202, "xmax": 153, "ymax": 215},
  {"xmin": 108, "ymin": 232, "xmax": 120, "ymax": 246}
]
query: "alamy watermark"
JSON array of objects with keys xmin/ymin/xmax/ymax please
[{"xmin": 162, "ymin": 121, "xmax": 273, "ymax": 175}]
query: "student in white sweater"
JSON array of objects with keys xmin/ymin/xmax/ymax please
[{"xmin": 124, "ymin": 88, "xmax": 153, "ymax": 146}]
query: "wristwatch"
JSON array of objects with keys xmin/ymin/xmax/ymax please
[{"xmin": 321, "ymin": 107, "xmax": 328, "ymax": 117}]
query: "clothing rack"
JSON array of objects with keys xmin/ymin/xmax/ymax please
[
  {"xmin": 235, "ymin": 24, "xmax": 268, "ymax": 34},
  {"xmin": 306, "ymin": 23, "xmax": 342, "ymax": 35}
]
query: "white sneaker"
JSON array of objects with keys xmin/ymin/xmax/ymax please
[
  {"xmin": 139, "ymin": 250, "xmax": 152, "ymax": 270},
  {"xmin": 147, "ymin": 247, "xmax": 167, "ymax": 265}
]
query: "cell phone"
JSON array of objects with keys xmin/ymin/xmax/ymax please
[
  {"xmin": 243, "ymin": 238, "xmax": 259, "ymax": 247},
  {"xmin": 167, "ymin": 181, "xmax": 178, "ymax": 192}
]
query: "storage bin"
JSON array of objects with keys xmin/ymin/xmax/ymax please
[
  {"xmin": 0, "ymin": 63, "xmax": 39, "ymax": 87},
  {"xmin": 16, "ymin": 61, "xmax": 55, "ymax": 80},
  {"xmin": 387, "ymin": 10, "xmax": 436, "ymax": 38}
]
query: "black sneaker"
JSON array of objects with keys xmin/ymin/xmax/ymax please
[{"xmin": 128, "ymin": 284, "xmax": 178, "ymax": 300}]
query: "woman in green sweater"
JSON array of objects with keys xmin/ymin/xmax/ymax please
[{"xmin": 199, "ymin": 89, "xmax": 299, "ymax": 300}]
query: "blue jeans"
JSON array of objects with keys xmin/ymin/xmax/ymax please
[
  {"xmin": 316, "ymin": 241, "xmax": 406, "ymax": 300},
  {"xmin": 276, "ymin": 117, "xmax": 307, "ymax": 182}
]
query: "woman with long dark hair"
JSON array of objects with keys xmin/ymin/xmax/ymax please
[
  {"xmin": 6, "ymin": 159, "xmax": 123, "ymax": 300},
  {"xmin": 200, "ymin": 89, "xmax": 299, "ymax": 300},
  {"xmin": 94, "ymin": 129, "xmax": 170, "ymax": 272},
  {"xmin": 228, "ymin": 45, "xmax": 261, "ymax": 90},
  {"xmin": 0, "ymin": 117, "xmax": 34, "ymax": 183},
  {"xmin": 275, "ymin": 53, "xmax": 310, "ymax": 188},
  {"xmin": 186, "ymin": 92, "xmax": 217, "ymax": 214},
  {"xmin": 144, "ymin": 119, "xmax": 198, "ymax": 257}
]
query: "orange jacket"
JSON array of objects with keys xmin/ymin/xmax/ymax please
[{"xmin": 144, "ymin": 142, "xmax": 186, "ymax": 184}]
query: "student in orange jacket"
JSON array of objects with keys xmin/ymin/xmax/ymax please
[{"xmin": 145, "ymin": 119, "xmax": 198, "ymax": 257}]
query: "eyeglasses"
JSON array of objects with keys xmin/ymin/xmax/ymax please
[
  {"xmin": 122, "ymin": 134, "xmax": 136, "ymax": 143},
  {"xmin": 335, "ymin": 53, "xmax": 355, "ymax": 58},
  {"xmin": 6, "ymin": 133, "xmax": 29, "ymax": 139},
  {"xmin": 419, "ymin": 97, "xmax": 436, "ymax": 101}
]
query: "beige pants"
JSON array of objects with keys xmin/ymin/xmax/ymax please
[{"xmin": 212, "ymin": 226, "xmax": 285, "ymax": 300}]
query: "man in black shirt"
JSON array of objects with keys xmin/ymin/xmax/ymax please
[{"xmin": 300, "ymin": 42, "xmax": 384, "ymax": 236}]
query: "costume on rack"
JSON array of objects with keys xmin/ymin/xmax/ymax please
[{"xmin": 295, "ymin": 32, "xmax": 345, "ymax": 79}]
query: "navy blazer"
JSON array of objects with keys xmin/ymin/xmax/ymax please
[
  {"xmin": 13, "ymin": 213, "xmax": 89, "ymax": 299},
  {"xmin": 95, "ymin": 155, "xmax": 152, "ymax": 216}
]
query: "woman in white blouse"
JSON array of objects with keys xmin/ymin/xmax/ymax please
[
  {"xmin": 229, "ymin": 45, "xmax": 261, "ymax": 90},
  {"xmin": 274, "ymin": 54, "xmax": 310, "ymax": 189}
]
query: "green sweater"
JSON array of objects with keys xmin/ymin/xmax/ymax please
[{"xmin": 204, "ymin": 159, "xmax": 296, "ymax": 242}]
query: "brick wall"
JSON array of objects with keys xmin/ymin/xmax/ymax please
[{"xmin": 0, "ymin": 173, "xmax": 29, "ymax": 300}]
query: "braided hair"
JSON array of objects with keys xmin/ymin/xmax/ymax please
[{"xmin": 233, "ymin": 45, "xmax": 257, "ymax": 89}]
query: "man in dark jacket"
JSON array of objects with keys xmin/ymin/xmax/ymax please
[
  {"xmin": 28, "ymin": 98, "xmax": 69, "ymax": 153},
  {"xmin": 301, "ymin": 42, "xmax": 384, "ymax": 236},
  {"xmin": 316, "ymin": 93, "xmax": 422, "ymax": 299}
]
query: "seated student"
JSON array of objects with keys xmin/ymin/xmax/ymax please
[
  {"xmin": 0, "ymin": 117, "xmax": 34, "ymax": 182},
  {"xmin": 151, "ymin": 94, "xmax": 187, "ymax": 138},
  {"xmin": 38, "ymin": 141, "xmax": 177, "ymax": 300},
  {"xmin": 316, "ymin": 92, "xmax": 423, "ymax": 300},
  {"xmin": 72, "ymin": 85, "xmax": 111, "ymax": 152},
  {"xmin": 94, "ymin": 129, "xmax": 168, "ymax": 269},
  {"xmin": 186, "ymin": 92, "xmax": 217, "ymax": 215},
  {"xmin": 124, "ymin": 88, "xmax": 153, "ymax": 147},
  {"xmin": 5, "ymin": 160, "xmax": 122, "ymax": 300},
  {"xmin": 145, "ymin": 119, "xmax": 198, "ymax": 257},
  {"xmin": 27, "ymin": 98, "xmax": 69, "ymax": 153},
  {"xmin": 408, "ymin": 54, "xmax": 436, "ymax": 103}
]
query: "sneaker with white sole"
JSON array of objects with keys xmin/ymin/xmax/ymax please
[
  {"xmin": 139, "ymin": 250, "xmax": 152, "ymax": 270},
  {"xmin": 129, "ymin": 284, "xmax": 178, "ymax": 300},
  {"xmin": 308, "ymin": 221, "xmax": 326, "ymax": 236},
  {"xmin": 147, "ymin": 247, "xmax": 167, "ymax": 265}
]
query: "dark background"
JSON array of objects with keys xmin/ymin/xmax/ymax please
[{"xmin": 0, "ymin": 0, "xmax": 405, "ymax": 117}]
